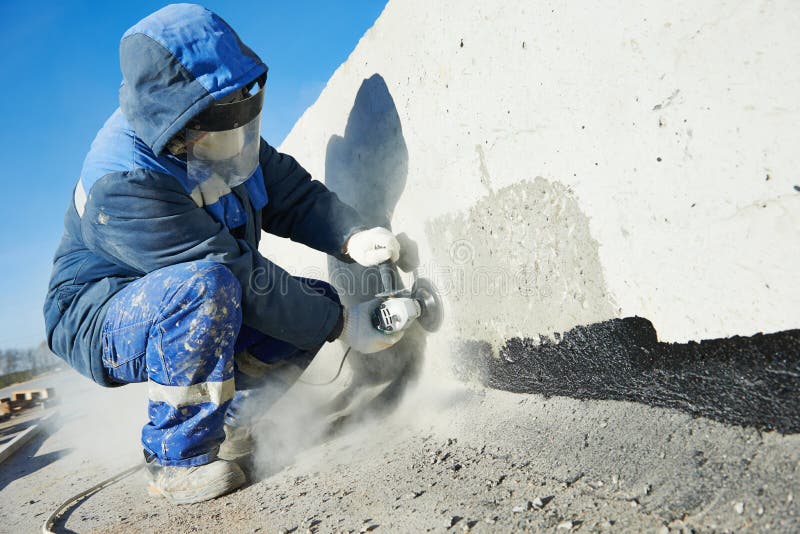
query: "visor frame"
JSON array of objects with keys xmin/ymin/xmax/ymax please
[{"xmin": 188, "ymin": 78, "xmax": 265, "ymax": 133}]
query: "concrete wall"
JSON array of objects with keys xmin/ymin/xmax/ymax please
[{"xmin": 263, "ymin": 0, "xmax": 800, "ymax": 353}]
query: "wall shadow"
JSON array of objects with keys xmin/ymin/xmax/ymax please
[
  {"xmin": 325, "ymin": 74, "xmax": 424, "ymax": 413},
  {"xmin": 457, "ymin": 317, "xmax": 800, "ymax": 434}
]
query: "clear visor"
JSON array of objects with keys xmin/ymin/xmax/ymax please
[{"xmin": 186, "ymin": 110, "xmax": 262, "ymax": 189}]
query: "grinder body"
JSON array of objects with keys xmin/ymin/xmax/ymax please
[
  {"xmin": 372, "ymin": 260, "xmax": 443, "ymax": 334},
  {"xmin": 373, "ymin": 297, "xmax": 422, "ymax": 333}
]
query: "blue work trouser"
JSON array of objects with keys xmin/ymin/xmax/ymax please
[{"xmin": 100, "ymin": 261, "xmax": 338, "ymax": 467}]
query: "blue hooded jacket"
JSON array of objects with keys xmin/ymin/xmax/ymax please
[{"xmin": 44, "ymin": 4, "xmax": 364, "ymax": 386}]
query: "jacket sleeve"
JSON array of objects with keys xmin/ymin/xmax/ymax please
[
  {"xmin": 81, "ymin": 169, "xmax": 340, "ymax": 350},
  {"xmin": 259, "ymin": 141, "xmax": 365, "ymax": 260}
]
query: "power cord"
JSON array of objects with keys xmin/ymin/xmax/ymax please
[
  {"xmin": 42, "ymin": 463, "xmax": 143, "ymax": 533},
  {"xmin": 297, "ymin": 346, "xmax": 351, "ymax": 386}
]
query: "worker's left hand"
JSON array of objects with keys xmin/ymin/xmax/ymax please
[
  {"xmin": 340, "ymin": 298, "xmax": 405, "ymax": 354},
  {"xmin": 345, "ymin": 227, "xmax": 401, "ymax": 266}
]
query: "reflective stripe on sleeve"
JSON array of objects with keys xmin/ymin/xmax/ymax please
[
  {"xmin": 74, "ymin": 178, "xmax": 87, "ymax": 217},
  {"xmin": 148, "ymin": 377, "xmax": 235, "ymax": 408}
]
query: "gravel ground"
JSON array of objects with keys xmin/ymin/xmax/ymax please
[
  {"xmin": 1, "ymin": 352, "xmax": 797, "ymax": 534},
  {"xmin": 52, "ymin": 376, "xmax": 798, "ymax": 533}
]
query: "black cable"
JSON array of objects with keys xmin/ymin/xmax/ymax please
[
  {"xmin": 297, "ymin": 346, "xmax": 351, "ymax": 386},
  {"xmin": 42, "ymin": 463, "xmax": 143, "ymax": 533}
]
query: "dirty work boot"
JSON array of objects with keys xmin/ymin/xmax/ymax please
[
  {"xmin": 218, "ymin": 424, "xmax": 255, "ymax": 464},
  {"xmin": 146, "ymin": 458, "xmax": 246, "ymax": 504}
]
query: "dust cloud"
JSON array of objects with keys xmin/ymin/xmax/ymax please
[{"xmin": 38, "ymin": 372, "xmax": 146, "ymax": 470}]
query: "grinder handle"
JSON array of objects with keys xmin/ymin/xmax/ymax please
[
  {"xmin": 379, "ymin": 262, "xmax": 394, "ymax": 294},
  {"xmin": 395, "ymin": 233, "xmax": 420, "ymax": 273}
]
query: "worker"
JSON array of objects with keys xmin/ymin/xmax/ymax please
[{"xmin": 43, "ymin": 4, "xmax": 405, "ymax": 504}]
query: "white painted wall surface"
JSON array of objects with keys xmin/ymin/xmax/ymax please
[{"xmin": 263, "ymin": 0, "xmax": 800, "ymax": 346}]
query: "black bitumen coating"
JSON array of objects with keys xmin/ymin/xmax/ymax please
[{"xmin": 457, "ymin": 317, "xmax": 800, "ymax": 434}]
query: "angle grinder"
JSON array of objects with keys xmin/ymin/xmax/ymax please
[{"xmin": 371, "ymin": 235, "xmax": 443, "ymax": 334}]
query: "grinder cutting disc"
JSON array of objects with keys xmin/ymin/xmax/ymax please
[{"xmin": 412, "ymin": 278, "xmax": 443, "ymax": 332}]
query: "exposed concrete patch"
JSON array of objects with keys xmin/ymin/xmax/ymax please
[
  {"xmin": 426, "ymin": 177, "xmax": 617, "ymax": 354},
  {"xmin": 460, "ymin": 316, "xmax": 800, "ymax": 433}
]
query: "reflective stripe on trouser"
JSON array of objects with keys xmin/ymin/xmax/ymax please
[
  {"xmin": 101, "ymin": 261, "xmax": 241, "ymax": 467},
  {"xmin": 225, "ymin": 278, "xmax": 340, "ymax": 427}
]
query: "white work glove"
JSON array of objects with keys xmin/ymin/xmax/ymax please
[
  {"xmin": 345, "ymin": 227, "xmax": 401, "ymax": 267},
  {"xmin": 340, "ymin": 299, "xmax": 404, "ymax": 354}
]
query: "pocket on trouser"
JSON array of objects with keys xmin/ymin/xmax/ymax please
[{"xmin": 102, "ymin": 321, "xmax": 151, "ymax": 383}]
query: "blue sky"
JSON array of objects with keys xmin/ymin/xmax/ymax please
[{"xmin": 0, "ymin": 1, "xmax": 386, "ymax": 350}]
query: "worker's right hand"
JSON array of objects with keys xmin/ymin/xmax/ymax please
[{"xmin": 340, "ymin": 299, "xmax": 404, "ymax": 354}]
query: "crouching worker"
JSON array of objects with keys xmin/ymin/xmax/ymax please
[{"xmin": 43, "ymin": 4, "xmax": 404, "ymax": 504}]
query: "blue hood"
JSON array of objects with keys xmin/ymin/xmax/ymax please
[{"xmin": 119, "ymin": 3, "xmax": 268, "ymax": 155}]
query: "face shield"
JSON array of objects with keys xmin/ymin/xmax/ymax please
[{"xmin": 186, "ymin": 79, "xmax": 265, "ymax": 189}]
